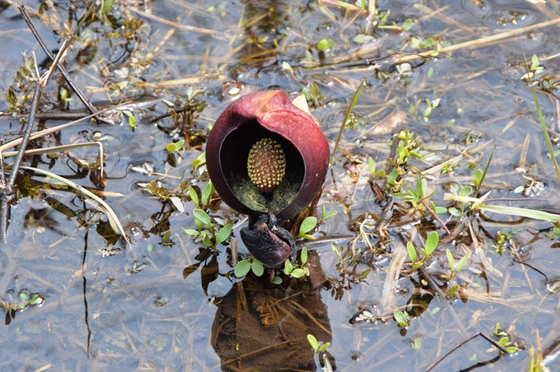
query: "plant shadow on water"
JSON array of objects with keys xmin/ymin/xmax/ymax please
[{"xmin": 2, "ymin": 0, "xmax": 560, "ymax": 371}]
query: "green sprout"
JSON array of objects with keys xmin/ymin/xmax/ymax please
[
  {"xmin": 307, "ymin": 334, "xmax": 331, "ymax": 353},
  {"xmin": 283, "ymin": 247, "xmax": 309, "ymax": 279},
  {"xmin": 367, "ymin": 156, "xmax": 386, "ymax": 179},
  {"xmin": 412, "ymin": 336, "xmax": 422, "ymax": 350},
  {"xmin": 296, "ymin": 217, "xmax": 317, "ymax": 240},
  {"xmin": 234, "ymin": 257, "xmax": 264, "ymax": 278},
  {"xmin": 302, "ymin": 82, "xmax": 324, "ymax": 107},
  {"xmin": 492, "ymin": 323, "xmax": 520, "ymax": 354},
  {"xmin": 422, "ymin": 97, "xmax": 441, "ymax": 122},
  {"xmin": 406, "ymin": 231, "xmax": 439, "ymax": 270},
  {"xmin": 166, "ymin": 139, "xmax": 184, "ymax": 153},
  {"xmin": 492, "ymin": 230, "xmax": 512, "ymax": 255},
  {"xmin": 191, "ymin": 151, "xmax": 206, "ymax": 174},
  {"xmin": 183, "ymin": 185, "xmax": 232, "ymax": 251},
  {"xmin": 319, "ymin": 203, "xmax": 337, "ymax": 225},
  {"xmin": 392, "ymin": 173, "xmax": 431, "ymax": 210},
  {"xmin": 393, "ymin": 309, "xmax": 410, "ymax": 327},
  {"xmin": 444, "ymin": 248, "xmax": 470, "ymax": 281},
  {"xmin": 317, "ymin": 39, "xmax": 332, "ymax": 51},
  {"xmin": 188, "ymin": 182, "xmax": 215, "ymax": 210}
]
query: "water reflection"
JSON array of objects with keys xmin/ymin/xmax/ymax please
[{"xmin": 210, "ymin": 250, "xmax": 334, "ymax": 371}]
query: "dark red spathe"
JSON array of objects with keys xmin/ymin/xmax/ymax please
[{"xmin": 206, "ymin": 90, "xmax": 330, "ymax": 222}]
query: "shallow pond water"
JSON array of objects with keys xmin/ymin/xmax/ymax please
[{"xmin": 1, "ymin": 0, "xmax": 560, "ymax": 371}]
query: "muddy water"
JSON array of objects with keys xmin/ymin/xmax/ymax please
[{"xmin": 1, "ymin": 0, "xmax": 560, "ymax": 371}]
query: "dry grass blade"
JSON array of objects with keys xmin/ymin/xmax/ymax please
[
  {"xmin": 3, "ymin": 142, "xmax": 105, "ymax": 176},
  {"xmin": 0, "ymin": 105, "xmax": 127, "ymax": 154},
  {"xmin": 128, "ymin": 6, "xmax": 232, "ymax": 40},
  {"xmin": 20, "ymin": 166, "xmax": 129, "ymax": 243},
  {"xmin": 388, "ymin": 17, "xmax": 560, "ymax": 66}
]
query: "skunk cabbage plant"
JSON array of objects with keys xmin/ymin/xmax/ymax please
[{"xmin": 206, "ymin": 90, "xmax": 329, "ymax": 267}]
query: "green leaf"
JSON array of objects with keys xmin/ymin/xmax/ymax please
[
  {"xmin": 448, "ymin": 285, "xmax": 459, "ymax": 295},
  {"xmin": 301, "ymin": 246, "xmax": 308, "ymax": 265},
  {"xmin": 505, "ymin": 346, "xmax": 518, "ymax": 353},
  {"xmin": 191, "ymin": 151, "xmax": 206, "ymax": 173},
  {"xmin": 128, "ymin": 115, "xmax": 136, "ymax": 129},
  {"xmin": 283, "ymin": 260, "xmax": 293, "ymax": 275},
  {"xmin": 166, "ymin": 140, "xmax": 184, "ymax": 153},
  {"xmin": 423, "ymin": 105, "xmax": 432, "ymax": 118},
  {"xmin": 435, "ymin": 206, "xmax": 448, "ymax": 214},
  {"xmin": 415, "ymin": 173, "xmax": 423, "ymax": 198},
  {"xmin": 162, "ymin": 229, "xmax": 171, "ymax": 243},
  {"xmin": 387, "ymin": 169, "xmax": 399, "ymax": 184},
  {"xmin": 480, "ymin": 204, "xmax": 560, "ymax": 222},
  {"xmin": 202, "ymin": 234, "xmax": 212, "ymax": 247},
  {"xmin": 291, "ymin": 268, "xmax": 307, "ymax": 278},
  {"xmin": 181, "ymin": 227, "xmax": 200, "ymax": 236},
  {"xmin": 188, "ymin": 187, "xmax": 199, "ymax": 207},
  {"xmin": 425, "ymin": 231, "xmax": 439, "ymax": 256},
  {"xmin": 251, "ymin": 259, "xmax": 264, "ymax": 276},
  {"xmin": 318, "ymin": 342, "xmax": 331, "ymax": 352},
  {"xmin": 353, "ymin": 34, "xmax": 375, "ymax": 44},
  {"xmin": 299, "ymin": 216, "xmax": 317, "ymax": 235},
  {"xmin": 494, "ymin": 323, "xmax": 501, "ymax": 336},
  {"xmin": 193, "ymin": 209, "xmax": 211, "ymax": 226},
  {"xmin": 215, "ymin": 223, "xmax": 232, "ymax": 245},
  {"xmin": 402, "ymin": 18, "xmax": 413, "ymax": 31},
  {"xmin": 448, "ymin": 207, "xmax": 461, "ymax": 217},
  {"xmin": 460, "ymin": 186, "xmax": 473, "ymax": 197},
  {"xmin": 298, "ymin": 233, "xmax": 316, "ymax": 241},
  {"xmin": 473, "ymin": 169, "xmax": 483, "ymax": 187},
  {"xmin": 456, "ymin": 251, "xmax": 470, "ymax": 272},
  {"xmin": 104, "ymin": 0, "xmax": 113, "ymax": 14},
  {"xmin": 182, "ymin": 228, "xmax": 199, "ymax": 236},
  {"xmin": 368, "ymin": 156, "xmax": 376, "ymax": 174},
  {"xmin": 271, "ymin": 276, "xmax": 282, "ymax": 284},
  {"xmin": 201, "ymin": 182, "xmax": 214, "ymax": 206},
  {"xmin": 317, "ymin": 39, "xmax": 332, "ymax": 51},
  {"xmin": 446, "ymin": 249, "xmax": 455, "ymax": 270},
  {"xmin": 374, "ymin": 169, "xmax": 386, "ymax": 178},
  {"xmin": 531, "ymin": 54, "xmax": 539, "ymax": 68},
  {"xmin": 412, "ymin": 337, "xmax": 421, "ymax": 350},
  {"xmin": 307, "ymin": 334, "xmax": 319, "ymax": 351},
  {"xmin": 324, "ymin": 210, "xmax": 337, "ymax": 220},
  {"xmin": 234, "ymin": 260, "xmax": 251, "ymax": 277},
  {"xmin": 406, "ymin": 242, "xmax": 417, "ymax": 263},
  {"xmin": 393, "ymin": 309, "xmax": 407, "ymax": 326}
]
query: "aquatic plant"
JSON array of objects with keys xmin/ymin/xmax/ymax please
[
  {"xmin": 206, "ymin": 90, "xmax": 330, "ymax": 223},
  {"xmin": 206, "ymin": 91, "xmax": 329, "ymax": 267}
]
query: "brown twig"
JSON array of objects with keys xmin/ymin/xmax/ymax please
[
  {"xmin": 425, "ymin": 332, "xmax": 509, "ymax": 372},
  {"xmin": 0, "ymin": 78, "xmax": 43, "ymax": 300},
  {"xmin": 420, "ymin": 199, "xmax": 450, "ymax": 235},
  {"xmin": 18, "ymin": 4, "xmax": 115, "ymax": 124}
]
